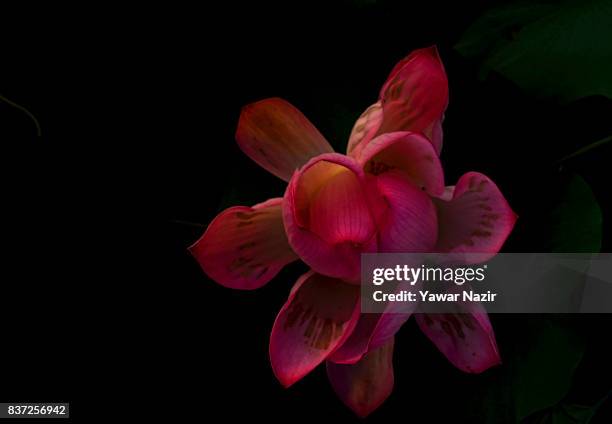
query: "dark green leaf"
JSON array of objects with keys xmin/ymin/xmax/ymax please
[
  {"xmin": 470, "ymin": 318, "xmax": 586, "ymax": 423},
  {"xmin": 455, "ymin": 0, "xmax": 612, "ymax": 102},
  {"xmin": 549, "ymin": 174, "xmax": 602, "ymax": 253},
  {"xmin": 523, "ymin": 391, "xmax": 610, "ymax": 423},
  {"xmin": 455, "ymin": 1, "xmax": 556, "ymax": 58},
  {"xmin": 513, "ymin": 319, "xmax": 585, "ymax": 420}
]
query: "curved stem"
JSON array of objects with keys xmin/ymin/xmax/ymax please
[
  {"xmin": 558, "ymin": 135, "xmax": 612, "ymax": 163},
  {"xmin": 0, "ymin": 93, "xmax": 42, "ymax": 137}
]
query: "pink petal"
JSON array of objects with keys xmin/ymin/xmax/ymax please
[
  {"xmin": 270, "ymin": 271, "xmax": 361, "ymax": 387},
  {"xmin": 283, "ymin": 153, "xmax": 377, "ymax": 282},
  {"xmin": 346, "ymin": 101, "xmax": 383, "ymax": 158},
  {"xmin": 345, "ymin": 47, "xmax": 447, "ymax": 157},
  {"xmin": 358, "ymin": 131, "xmax": 445, "ymax": 196},
  {"xmin": 377, "ymin": 46, "xmax": 448, "ymax": 151},
  {"xmin": 423, "ymin": 117, "xmax": 444, "ymax": 155},
  {"xmin": 328, "ymin": 314, "xmax": 380, "ymax": 364},
  {"xmin": 329, "ymin": 311, "xmax": 411, "ymax": 365},
  {"xmin": 415, "ymin": 300, "xmax": 500, "ymax": 373},
  {"xmin": 189, "ymin": 198, "xmax": 298, "ymax": 289},
  {"xmin": 327, "ymin": 338, "xmax": 395, "ymax": 418},
  {"xmin": 367, "ymin": 309, "xmax": 412, "ymax": 351},
  {"xmin": 373, "ymin": 170, "xmax": 438, "ymax": 253},
  {"xmin": 236, "ymin": 98, "xmax": 334, "ymax": 181},
  {"xmin": 435, "ymin": 172, "xmax": 517, "ymax": 260},
  {"xmin": 439, "ymin": 185, "xmax": 455, "ymax": 201},
  {"xmin": 330, "ymin": 281, "xmax": 419, "ymax": 364}
]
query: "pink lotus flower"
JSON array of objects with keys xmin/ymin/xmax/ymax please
[{"xmin": 190, "ymin": 46, "xmax": 517, "ymax": 417}]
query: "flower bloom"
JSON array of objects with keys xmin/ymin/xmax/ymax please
[{"xmin": 190, "ymin": 46, "xmax": 517, "ymax": 417}]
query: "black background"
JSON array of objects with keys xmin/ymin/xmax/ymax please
[{"xmin": 2, "ymin": 1, "xmax": 611, "ymax": 422}]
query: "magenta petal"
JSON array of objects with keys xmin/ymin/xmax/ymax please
[
  {"xmin": 309, "ymin": 168, "xmax": 374, "ymax": 244},
  {"xmin": 330, "ymin": 280, "xmax": 419, "ymax": 364},
  {"xmin": 367, "ymin": 309, "xmax": 412, "ymax": 351},
  {"xmin": 236, "ymin": 98, "xmax": 334, "ymax": 181},
  {"xmin": 283, "ymin": 153, "xmax": 377, "ymax": 282},
  {"xmin": 329, "ymin": 311, "xmax": 412, "ymax": 365},
  {"xmin": 439, "ymin": 185, "xmax": 456, "ymax": 201},
  {"xmin": 347, "ymin": 101, "xmax": 383, "ymax": 158},
  {"xmin": 435, "ymin": 172, "xmax": 517, "ymax": 260},
  {"xmin": 424, "ymin": 117, "xmax": 444, "ymax": 155},
  {"xmin": 327, "ymin": 338, "xmax": 395, "ymax": 418},
  {"xmin": 374, "ymin": 170, "xmax": 438, "ymax": 253},
  {"xmin": 346, "ymin": 47, "xmax": 448, "ymax": 157},
  {"xmin": 270, "ymin": 271, "xmax": 361, "ymax": 387},
  {"xmin": 189, "ymin": 198, "xmax": 298, "ymax": 289},
  {"xmin": 415, "ymin": 301, "xmax": 500, "ymax": 373},
  {"xmin": 328, "ymin": 314, "xmax": 380, "ymax": 364},
  {"xmin": 377, "ymin": 46, "xmax": 448, "ymax": 149},
  {"xmin": 359, "ymin": 131, "xmax": 445, "ymax": 196}
]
